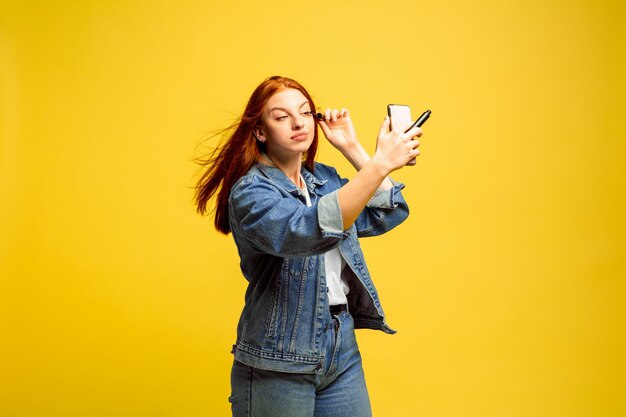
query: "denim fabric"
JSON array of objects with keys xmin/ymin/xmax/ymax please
[
  {"xmin": 228, "ymin": 162, "xmax": 409, "ymax": 374},
  {"xmin": 229, "ymin": 309, "xmax": 372, "ymax": 417}
]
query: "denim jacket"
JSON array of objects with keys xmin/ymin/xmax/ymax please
[{"xmin": 228, "ymin": 161, "xmax": 409, "ymax": 374}]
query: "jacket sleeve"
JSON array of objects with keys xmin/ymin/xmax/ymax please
[
  {"xmin": 228, "ymin": 174, "xmax": 346, "ymax": 258},
  {"xmin": 355, "ymin": 180, "xmax": 410, "ymax": 237},
  {"xmin": 317, "ymin": 163, "xmax": 410, "ymax": 238}
]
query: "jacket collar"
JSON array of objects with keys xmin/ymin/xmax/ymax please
[{"xmin": 255, "ymin": 161, "xmax": 327, "ymax": 194}]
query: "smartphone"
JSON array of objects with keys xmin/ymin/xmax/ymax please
[
  {"xmin": 387, "ymin": 104, "xmax": 430, "ymax": 166},
  {"xmin": 387, "ymin": 104, "xmax": 413, "ymax": 132}
]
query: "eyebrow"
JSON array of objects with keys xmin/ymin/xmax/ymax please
[{"xmin": 269, "ymin": 101, "xmax": 310, "ymax": 112}]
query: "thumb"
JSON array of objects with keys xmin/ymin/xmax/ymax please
[
  {"xmin": 378, "ymin": 116, "xmax": 390, "ymax": 137},
  {"xmin": 318, "ymin": 120, "xmax": 332, "ymax": 139}
]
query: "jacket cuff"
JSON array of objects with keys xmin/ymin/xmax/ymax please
[
  {"xmin": 317, "ymin": 191, "xmax": 345, "ymax": 237},
  {"xmin": 367, "ymin": 180, "xmax": 405, "ymax": 208}
]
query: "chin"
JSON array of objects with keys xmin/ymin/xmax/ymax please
[
  {"xmin": 288, "ymin": 137, "xmax": 312, "ymax": 149},
  {"xmin": 296, "ymin": 142, "xmax": 313, "ymax": 153}
]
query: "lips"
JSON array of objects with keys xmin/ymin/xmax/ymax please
[{"xmin": 290, "ymin": 132, "xmax": 309, "ymax": 141}]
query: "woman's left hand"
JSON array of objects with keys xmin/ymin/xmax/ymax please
[{"xmin": 318, "ymin": 108, "xmax": 360, "ymax": 153}]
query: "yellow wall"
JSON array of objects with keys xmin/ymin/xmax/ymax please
[{"xmin": 1, "ymin": 0, "xmax": 625, "ymax": 416}]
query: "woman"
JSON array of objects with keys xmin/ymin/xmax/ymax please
[{"xmin": 195, "ymin": 76, "xmax": 422, "ymax": 417}]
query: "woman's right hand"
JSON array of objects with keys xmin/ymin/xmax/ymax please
[{"xmin": 372, "ymin": 116, "xmax": 422, "ymax": 174}]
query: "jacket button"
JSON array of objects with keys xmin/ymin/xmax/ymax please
[{"xmin": 326, "ymin": 287, "xmax": 329, "ymax": 293}]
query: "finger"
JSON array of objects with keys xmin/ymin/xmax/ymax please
[
  {"xmin": 406, "ymin": 146, "xmax": 421, "ymax": 159},
  {"xmin": 378, "ymin": 116, "xmax": 390, "ymax": 137},
  {"xmin": 339, "ymin": 108, "xmax": 349, "ymax": 118},
  {"xmin": 318, "ymin": 120, "xmax": 332, "ymax": 138},
  {"xmin": 331, "ymin": 108, "xmax": 339, "ymax": 122},
  {"xmin": 324, "ymin": 108, "xmax": 331, "ymax": 121},
  {"xmin": 405, "ymin": 126, "xmax": 423, "ymax": 139}
]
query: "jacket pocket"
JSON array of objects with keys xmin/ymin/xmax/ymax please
[{"xmin": 264, "ymin": 271, "xmax": 284, "ymax": 340}]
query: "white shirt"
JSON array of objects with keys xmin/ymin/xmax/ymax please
[{"xmin": 300, "ymin": 176, "xmax": 349, "ymax": 305}]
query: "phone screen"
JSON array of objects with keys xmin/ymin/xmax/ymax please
[{"xmin": 387, "ymin": 104, "xmax": 412, "ymax": 132}]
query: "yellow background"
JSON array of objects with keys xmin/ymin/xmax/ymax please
[{"xmin": 1, "ymin": 0, "xmax": 625, "ymax": 416}]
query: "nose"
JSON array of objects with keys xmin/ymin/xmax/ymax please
[{"xmin": 292, "ymin": 114, "xmax": 304, "ymax": 130}]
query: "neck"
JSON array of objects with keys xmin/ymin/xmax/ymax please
[{"xmin": 262, "ymin": 151, "xmax": 303, "ymax": 188}]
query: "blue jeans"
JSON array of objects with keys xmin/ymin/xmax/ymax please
[{"xmin": 229, "ymin": 309, "xmax": 372, "ymax": 417}]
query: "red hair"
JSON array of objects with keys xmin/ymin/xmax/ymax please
[{"xmin": 194, "ymin": 76, "xmax": 319, "ymax": 234}]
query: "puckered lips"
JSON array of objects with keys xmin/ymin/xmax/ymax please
[{"xmin": 290, "ymin": 132, "xmax": 309, "ymax": 141}]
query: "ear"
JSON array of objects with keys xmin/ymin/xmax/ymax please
[{"xmin": 254, "ymin": 127, "xmax": 266, "ymax": 143}]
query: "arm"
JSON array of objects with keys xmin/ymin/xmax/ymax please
[
  {"xmin": 228, "ymin": 174, "xmax": 343, "ymax": 258},
  {"xmin": 319, "ymin": 108, "xmax": 423, "ymax": 230}
]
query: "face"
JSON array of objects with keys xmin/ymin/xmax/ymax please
[{"xmin": 255, "ymin": 88, "xmax": 315, "ymax": 160}]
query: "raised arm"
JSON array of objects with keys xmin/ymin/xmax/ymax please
[{"xmin": 319, "ymin": 109, "xmax": 422, "ymax": 230}]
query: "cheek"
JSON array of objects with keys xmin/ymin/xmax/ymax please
[{"xmin": 264, "ymin": 123, "xmax": 286, "ymax": 141}]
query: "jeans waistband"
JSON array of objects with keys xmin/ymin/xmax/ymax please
[{"xmin": 329, "ymin": 304, "xmax": 348, "ymax": 315}]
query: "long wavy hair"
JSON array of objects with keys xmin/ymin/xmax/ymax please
[{"xmin": 194, "ymin": 76, "xmax": 319, "ymax": 234}]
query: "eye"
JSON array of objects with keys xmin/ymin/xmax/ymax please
[
  {"xmin": 275, "ymin": 115, "xmax": 288, "ymax": 121},
  {"xmin": 302, "ymin": 111, "xmax": 313, "ymax": 117}
]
